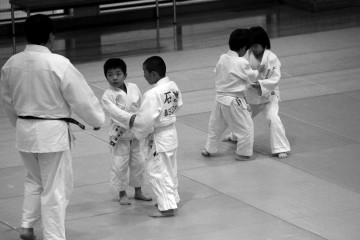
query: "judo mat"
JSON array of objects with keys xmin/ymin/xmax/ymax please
[{"xmin": 1, "ymin": 6, "xmax": 360, "ymax": 240}]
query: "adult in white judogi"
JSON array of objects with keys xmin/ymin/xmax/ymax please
[
  {"xmin": 243, "ymin": 48, "xmax": 291, "ymax": 157},
  {"xmin": 132, "ymin": 56, "xmax": 183, "ymax": 217},
  {"xmin": 0, "ymin": 14, "xmax": 105, "ymax": 240},
  {"xmin": 202, "ymin": 29, "xmax": 258, "ymax": 160},
  {"xmin": 102, "ymin": 83, "xmax": 148, "ymax": 202}
]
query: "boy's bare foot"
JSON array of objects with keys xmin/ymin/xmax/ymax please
[
  {"xmin": 201, "ymin": 149, "xmax": 210, "ymax": 157},
  {"xmin": 20, "ymin": 228, "xmax": 36, "ymax": 240},
  {"xmin": 277, "ymin": 152, "xmax": 288, "ymax": 159},
  {"xmin": 134, "ymin": 187, "xmax": 152, "ymax": 201},
  {"xmin": 235, "ymin": 154, "xmax": 251, "ymax": 161},
  {"xmin": 119, "ymin": 191, "xmax": 131, "ymax": 205},
  {"xmin": 148, "ymin": 209, "xmax": 175, "ymax": 218},
  {"xmin": 221, "ymin": 135, "xmax": 237, "ymax": 143}
]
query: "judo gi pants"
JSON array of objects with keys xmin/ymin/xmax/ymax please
[
  {"xmin": 20, "ymin": 150, "xmax": 73, "ymax": 240},
  {"xmin": 205, "ymin": 100, "xmax": 254, "ymax": 156},
  {"xmin": 147, "ymin": 147, "xmax": 179, "ymax": 211},
  {"xmin": 110, "ymin": 139, "xmax": 146, "ymax": 193},
  {"xmin": 250, "ymin": 95, "xmax": 291, "ymax": 154}
]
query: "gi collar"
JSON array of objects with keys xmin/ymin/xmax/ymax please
[
  {"xmin": 155, "ymin": 76, "xmax": 170, "ymax": 87},
  {"xmin": 24, "ymin": 44, "xmax": 52, "ymax": 54}
]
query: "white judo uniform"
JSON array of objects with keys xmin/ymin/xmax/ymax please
[
  {"xmin": 205, "ymin": 50, "xmax": 258, "ymax": 156},
  {"xmin": 101, "ymin": 83, "xmax": 147, "ymax": 194},
  {"xmin": 244, "ymin": 49, "xmax": 291, "ymax": 154},
  {"xmin": 132, "ymin": 77, "xmax": 183, "ymax": 211},
  {"xmin": 0, "ymin": 44, "xmax": 105, "ymax": 240}
]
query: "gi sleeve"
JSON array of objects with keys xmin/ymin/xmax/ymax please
[
  {"xmin": 135, "ymin": 86, "xmax": 143, "ymax": 109},
  {"xmin": 237, "ymin": 59, "xmax": 259, "ymax": 84},
  {"xmin": 132, "ymin": 90, "xmax": 162, "ymax": 140},
  {"xmin": 101, "ymin": 90, "xmax": 133, "ymax": 129},
  {"xmin": 258, "ymin": 55, "xmax": 281, "ymax": 96},
  {"xmin": 61, "ymin": 64, "xmax": 105, "ymax": 127},
  {"xmin": 174, "ymin": 85, "xmax": 183, "ymax": 114},
  {"xmin": 0, "ymin": 68, "xmax": 17, "ymax": 127}
]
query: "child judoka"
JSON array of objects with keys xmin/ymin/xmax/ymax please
[
  {"xmin": 131, "ymin": 56, "xmax": 183, "ymax": 217},
  {"xmin": 223, "ymin": 26, "xmax": 291, "ymax": 158},
  {"xmin": 101, "ymin": 58, "xmax": 152, "ymax": 205},
  {"xmin": 201, "ymin": 29, "xmax": 259, "ymax": 161}
]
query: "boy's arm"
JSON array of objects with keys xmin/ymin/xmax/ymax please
[
  {"xmin": 175, "ymin": 89, "xmax": 183, "ymax": 114},
  {"xmin": 132, "ymin": 91, "xmax": 161, "ymax": 139},
  {"xmin": 257, "ymin": 56, "xmax": 281, "ymax": 96},
  {"xmin": 170, "ymin": 83, "xmax": 183, "ymax": 115},
  {"xmin": 101, "ymin": 92, "xmax": 133, "ymax": 129},
  {"xmin": 239, "ymin": 60, "xmax": 259, "ymax": 85}
]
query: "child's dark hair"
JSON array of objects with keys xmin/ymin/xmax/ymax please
[
  {"xmin": 103, "ymin": 58, "xmax": 127, "ymax": 77},
  {"xmin": 25, "ymin": 14, "xmax": 55, "ymax": 45},
  {"xmin": 228, "ymin": 29, "xmax": 251, "ymax": 52},
  {"xmin": 143, "ymin": 56, "xmax": 166, "ymax": 78},
  {"xmin": 249, "ymin": 26, "xmax": 271, "ymax": 49}
]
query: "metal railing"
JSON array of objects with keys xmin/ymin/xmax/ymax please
[{"xmin": 1, "ymin": 0, "xmax": 196, "ymax": 22}]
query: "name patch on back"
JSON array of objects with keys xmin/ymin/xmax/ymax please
[{"xmin": 163, "ymin": 90, "xmax": 179, "ymax": 117}]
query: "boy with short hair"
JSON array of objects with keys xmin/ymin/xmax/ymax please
[
  {"xmin": 201, "ymin": 29, "xmax": 259, "ymax": 161},
  {"xmin": 132, "ymin": 56, "xmax": 183, "ymax": 217},
  {"xmin": 101, "ymin": 58, "xmax": 152, "ymax": 205}
]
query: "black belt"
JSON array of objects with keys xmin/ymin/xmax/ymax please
[{"xmin": 18, "ymin": 116, "xmax": 85, "ymax": 130}]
